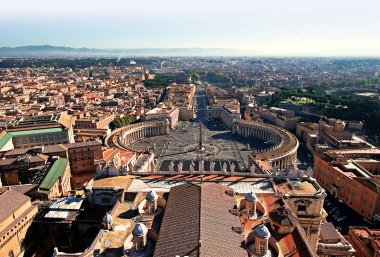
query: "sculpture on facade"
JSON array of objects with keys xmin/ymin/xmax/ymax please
[
  {"xmin": 177, "ymin": 161, "xmax": 183, "ymax": 173},
  {"xmin": 199, "ymin": 160, "xmax": 204, "ymax": 174},
  {"xmin": 222, "ymin": 162, "xmax": 228, "ymax": 174},
  {"xmin": 190, "ymin": 161, "xmax": 195, "ymax": 174},
  {"xmin": 169, "ymin": 161, "xmax": 174, "ymax": 173},
  {"xmin": 210, "ymin": 161, "xmax": 215, "ymax": 173},
  {"xmin": 230, "ymin": 162, "xmax": 236, "ymax": 176}
]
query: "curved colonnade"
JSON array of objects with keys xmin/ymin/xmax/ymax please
[
  {"xmin": 106, "ymin": 121, "xmax": 170, "ymax": 152},
  {"xmin": 107, "ymin": 119, "xmax": 298, "ymax": 174},
  {"xmin": 232, "ymin": 120, "xmax": 299, "ymax": 171}
]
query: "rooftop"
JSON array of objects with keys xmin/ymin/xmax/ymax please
[
  {"xmin": 45, "ymin": 197, "xmax": 84, "ymax": 219},
  {"xmin": 0, "ymin": 184, "xmax": 38, "ymax": 195},
  {"xmin": 91, "ymin": 175, "xmax": 135, "ymax": 190},
  {"xmin": 0, "ymin": 190, "xmax": 30, "ymax": 223},
  {"xmin": 136, "ymin": 175, "xmax": 276, "ymax": 194},
  {"xmin": 0, "ymin": 132, "xmax": 12, "ymax": 150},
  {"xmin": 320, "ymin": 222, "xmax": 341, "ymax": 242},
  {"xmin": 350, "ymin": 226, "xmax": 380, "ymax": 249},
  {"xmin": 39, "ymin": 158, "xmax": 69, "ymax": 191},
  {"xmin": 8, "ymin": 127, "xmax": 63, "ymax": 136},
  {"xmin": 63, "ymin": 141, "xmax": 101, "ymax": 149},
  {"xmin": 153, "ymin": 183, "xmax": 246, "ymax": 257},
  {"xmin": 42, "ymin": 144, "xmax": 66, "ymax": 154},
  {"xmin": 279, "ymin": 179, "xmax": 319, "ymax": 196}
]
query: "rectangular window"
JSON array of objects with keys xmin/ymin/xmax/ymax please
[
  {"xmin": 136, "ymin": 240, "xmax": 144, "ymax": 252},
  {"xmin": 259, "ymin": 241, "xmax": 266, "ymax": 254}
]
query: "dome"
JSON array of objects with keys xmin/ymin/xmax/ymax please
[
  {"xmin": 132, "ymin": 223, "xmax": 148, "ymax": 237},
  {"xmin": 254, "ymin": 224, "xmax": 271, "ymax": 239},
  {"xmin": 245, "ymin": 192, "xmax": 257, "ymax": 202},
  {"xmin": 146, "ymin": 190, "xmax": 158, "ymax": 202},
  {"xmin": 102, "ymin": 213, "xmax": 113, "ymax": 223}
]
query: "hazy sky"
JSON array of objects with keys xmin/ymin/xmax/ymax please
[{"xmin": 1, "ymin": 0, "xmax": 380, "ymax": 56}]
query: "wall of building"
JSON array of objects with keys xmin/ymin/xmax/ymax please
[
  {"xmin": 0, "ymin": 200, "xmax": 38, "ymax": 257},
  {"xmin": 314, "ymin": 155, "xmax": 380, "ymax": 221},
  {"xmin": 206, "ymin": 106, "xmax": 241, "ymax": 128},
  {"xmin": 48, "ymin": 164, "xmax": 72, "ymax": 199},
  {"xmin": 348, "ymin": 227, "xmax": 380, "ymax": 257},
  {"xmin": 68, "ymin": 145, "xmax": 103, "ymax": 175},
  {"xmin": 12, "ymin": 131, "xmax": 70, "ymax": 148}
]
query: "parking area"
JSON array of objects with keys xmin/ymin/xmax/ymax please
[{"xmin": 324, "ymin": 193, "xmax": 380, "ymax": 234}]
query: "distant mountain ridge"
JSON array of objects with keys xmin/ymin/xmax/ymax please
[{"xmin": 0, "ymin": 45, "xmax": 254, "ymax": 57}]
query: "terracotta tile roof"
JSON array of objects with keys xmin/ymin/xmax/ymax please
[
  {"xmin": 0, "ymin": 158, "xmax": 16, "ymax": 166},
  {"xmin": 241, "ymin": 192, "xmax": 317, "ymax": 257},
  {"xmin": 30, "ymin": 155, "xmax": 47, "ymax": 163},
  {"xmin": 42, "ymin": 144, "xmax": 66, "ymax": 154},
  {"xmin": 3, "ymin": 148, "xmax": 31, "ymax": 156},
  {"xmin": 0, "ymin": 190, "xmax": 30, "ymax": 223},
  {"xmin": 58, "ymin": 114, "xmax": 74, "ymax": 129},
  {"xmin": 269, "ymin": 206, "xmax": 298, "ymax": 227},
  {"xmin": 154, "ymin": 183, "xmax": 200, "ymax": 257},
  {"xmin": 153, "ymin": 183, "xmax": 246, "ymax": 257},
  {"xmin": 320, "ymin": 222, "xmax": 340, "ymax": 242},
  {"xmin": 200, "ymin": 184, "xmax": 246, "ymax": 257},
  {"xmin": 102, "ymin": 148, "xmax": 119, "ymax": 163},
  {"xmin": 63, "ymin": 141, "xmax": 101, "ymax": 148},
  {"xmin": 0, "ymin": 184, "xmax": 38, "ymax": 195}
]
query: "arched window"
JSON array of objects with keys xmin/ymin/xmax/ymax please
[
  {"xmin": 8, "ymin": 250, "xmax": 14, "ymax": 257},
  {"xmin": 149, "ymin": 205, "xmax": 155, "ymax": 213},
  {"xmin": 249, "ymin": 207, "xmax": 255, "ymax": 216}
]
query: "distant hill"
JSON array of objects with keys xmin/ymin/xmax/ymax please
[{"xmin": 0, "ymin": 45, "xmax": 255, "ymax": 57}]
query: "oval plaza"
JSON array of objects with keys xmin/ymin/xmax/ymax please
[{"xmin": 107, "ymin": 86, "xmax": 299, "ymax": 175}]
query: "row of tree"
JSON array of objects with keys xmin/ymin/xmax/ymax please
[
  {"xmin": 192, "ymin": 70, "xmax": 232, "ymax": 85},
  {"xmin": 270, "ymin": 87, "xmax": 380, "ymax": 142},
  {"xmin": 109, "ymin": 116, "xmax": 133, "ymax": 130},
  {"xmin": 143, "ymin": 74, "xmax": 172, "ymax": 88}
]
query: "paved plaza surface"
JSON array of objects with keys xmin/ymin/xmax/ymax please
[{"xmin": 130, "ymin": 86, "xmax": 271, "ymax": 172}]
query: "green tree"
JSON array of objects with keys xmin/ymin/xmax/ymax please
[
  {"xmin": 191, "ymin": 72, "xmax": 200, "ymax": 81},
  {"xmin": 109, "ymin": 116, "xmax": 133, "ymax": 130}
]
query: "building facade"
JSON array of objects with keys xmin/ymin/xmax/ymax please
[
  {"xmin": 38, "ymin": 158, "xmax": 71, "ymax": 199},
  {"xmin": 142, "ymin": 104, "xmax": 179, "ymax": 129},
  {"xmin": 314, "ymin": 150, "xmax": 380, "ymax": 222},
  {"xmin": 348, "ymin": 226, "xmax": 380, "ymax": 257},
  {"xmin": 75, "ymin": 113, "xmax": 115, "ymax": 129},
  {"xmin": 64, "ymin": 141, "xmax": 103, "ymax": 189},
  {"xmin": 0, "ymin": 190, "xmax": 38, "ymax": 257}
]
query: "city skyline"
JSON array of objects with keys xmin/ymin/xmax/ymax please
[{"xmin": 1, "ymin": 0, "xmax": 380, "ymax": 56}]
